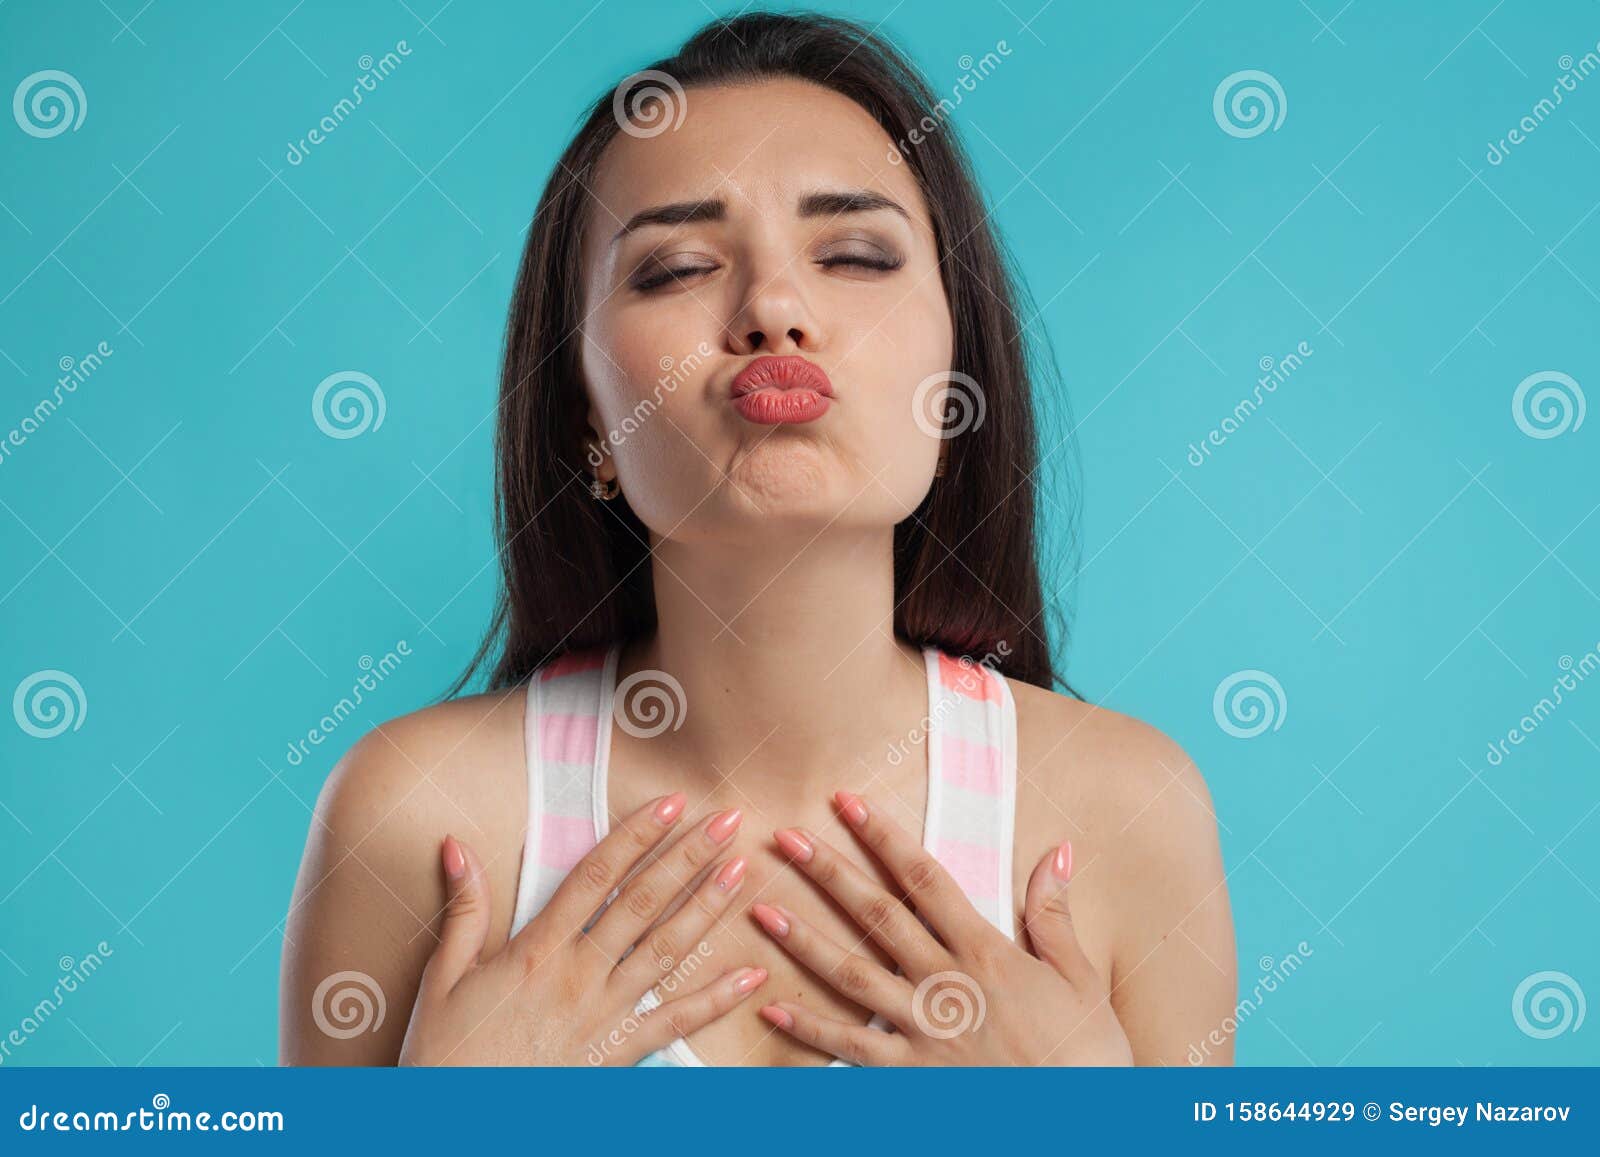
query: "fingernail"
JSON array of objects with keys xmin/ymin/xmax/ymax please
[
  {"xmin": 441, "ymin": 835, "xmax": 465, "ymax": 880},
  {"xmin": 732, "ymin": 967, "xmax": 768, "ymax": 995},
  {"xmin": 774, "ymin": 827, "xmax": 814, "ymax": 863},
  {"xmin": 759, "ymin": 1004, "xmax": 794, "ymax": 1030},
  {"xmin": 834, "ymin": 790, "xmax": 869, "ymax": 827},
  {"xmin": 715, "ymin": 856, "xmax": 748, "ymax": 891},
  {"xmin": 751, "ymin": 902, "xmax": 790, "ymax": 938},
  {"xmin": 653, "ymin": 792, "xmax": 687, "ymax": 824},
  {"xmin": 1052, "ymin": 840, "xmax": 1073, "ymax": 882},
  {"xmin": 706, "ymin": 807, "xmax": 743, "ymax": 843}
]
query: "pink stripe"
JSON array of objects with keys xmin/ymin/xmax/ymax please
[
  {"xmin": 935, "ymin": 837, "xmax": 1000, "ymax": 899},
  {"xmin": 940, "ymin": 735, "xmax": 1002, "ymax": 796},
  {"xmin": 539, "ymin": 647, "xmax": 607, "ymax": 681},
  {"xmin": 540, "ymin": 813, "xmax": 597, "ymax": 871},
  {"xmin": 937, "ymin": 652, "xmax": 1000, "ymax": 702},
  {"xmin": 540, "ymin": 711, "xmax": 599, "ymax": 765}
]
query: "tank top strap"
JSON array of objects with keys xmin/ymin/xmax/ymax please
[
  {"xmin": 921, "ymin": 647, "xmax": 1019, "ymax": 941},
  {"xmin": 510, "ymin": 643, "xmax": 616, "ymax": 935}
]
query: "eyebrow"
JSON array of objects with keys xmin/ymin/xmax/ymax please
[{"xmin": 610, "ymin": 187, "xmax": 909, "ymax": 246}]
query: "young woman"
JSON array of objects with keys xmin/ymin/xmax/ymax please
[{"xmin": 280, "ymin": 11, "xmax": 1235, "ymax": 1067}]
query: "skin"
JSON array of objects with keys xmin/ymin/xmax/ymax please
[{"xmin": 280, "ymin": 78, "xmax": 1236, "ymax": 1067}]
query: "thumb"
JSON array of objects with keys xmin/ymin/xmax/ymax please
[
  {"xmin": 1023, "ymin": 841, "xmax": 1093, "ymax": 984},
  {"xmin": 423, "ymin": 834, "xmax": 492, "ymax": 996}
]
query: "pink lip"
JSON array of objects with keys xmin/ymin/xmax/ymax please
[{"xmin": 729, "ymin": 356, "xmax": 834, "ymax": 425}]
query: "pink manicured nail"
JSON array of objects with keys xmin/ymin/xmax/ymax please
[
  {"xmin": 441, "ymin": 835, "xmax": 465, "ymax": 879},
  {"xmin": 653, "ymin": 792, "xmax": 687, "ymax": 824},
  {"xmin": 774, "ymin": 828, "xmax": 814, "ymax": 863},
  {"xmin": 715, "ymin": 856, "xmax": 748, "ymax": 891},
  {"xmin": 706, "ymin": 808, "xmax": 743, "ymax": 843},
  {"xmin": 759, "ymin": 1005, "xmax": 794, "ymax": 1030},
  {"xmin": 751, "ymin": 902, "xmax": 790, "ymax": 938},
  {"xmin": 1052, "ymin": 840, "xmax": 1073, "ymax": 882},
  {"xmin": 835, "ymin": 790, "xmax": 869, "ymax": 827},
  {"xmin": 732, "ymin": 967, "xmax": 768, "ymax": 996}
]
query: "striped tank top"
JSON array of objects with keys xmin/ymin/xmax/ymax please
[{"xmin": 509, "ymin": 640, "xmax": 1019, "ymax": 1067}]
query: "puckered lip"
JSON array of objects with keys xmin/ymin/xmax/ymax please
[{"xmin": 729, "ymin": 356, "xmax": 835, "ymax": 398}]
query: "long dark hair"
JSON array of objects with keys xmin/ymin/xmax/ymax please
[{"xmin": 452, "ymin": 11, "xmax": 1076, "ymax": 697}]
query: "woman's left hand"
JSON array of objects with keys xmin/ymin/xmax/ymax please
[{"xmin": 752, "ymin": 790, "xmax": 1134, "ymax": 1066}]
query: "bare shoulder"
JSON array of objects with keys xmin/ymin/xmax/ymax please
[
  {"xmin": 279, "ymin": 687, "xmax": 529, "ymax": 1063},
  {"xmin": 1005, "ymin": 677, "xmax": 1233, "ymax": 1009}
]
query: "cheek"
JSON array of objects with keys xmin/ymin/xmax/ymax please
[{"xmin": 580, "ymin": 316, "xmax": 719, "ymax": 528}]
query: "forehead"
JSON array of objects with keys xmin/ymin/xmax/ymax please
[{"xmin": 584, "ymin": 77, "xmax": 931, "ymax": 238}]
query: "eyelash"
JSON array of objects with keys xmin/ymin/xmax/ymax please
[{"xmin": 631, "ymin": 252, "xmax": 904, "ymax": 292}]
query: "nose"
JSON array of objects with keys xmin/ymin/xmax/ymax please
[{"xmin": 725, "ymin": 263, "xmax": 823, "ymax": 356}]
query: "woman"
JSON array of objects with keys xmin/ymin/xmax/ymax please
[{"xmin": 280, "ymin": 11, "xmax": 1236, "ymax": 1067}]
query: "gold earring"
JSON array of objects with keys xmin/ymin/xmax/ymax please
[{"xmin": 589, "ymin": 474, "xmax": 619, "ymax": 500}]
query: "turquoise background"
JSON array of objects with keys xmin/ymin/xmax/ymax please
[{"xmin": 2, "ymin": 0, "xmax": 1597, "ymax": 1066}]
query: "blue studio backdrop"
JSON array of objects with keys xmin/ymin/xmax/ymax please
[{"xmin": 1, "ymin": 0, "xmax": 1597, "ymax": 1070}]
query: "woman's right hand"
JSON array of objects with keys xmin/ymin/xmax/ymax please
[{"xmin": 398, "ymin": 792, "xmax": 763, "ymax": 1066}]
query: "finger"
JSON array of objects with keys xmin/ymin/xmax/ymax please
[
  {"xmin": 612, "ymin": 852, "xmax": 749, "ymax": 994},
  {"xmin": 758, "ymin": 1002, "xmax": 908, "ymax": 1067},
  {"xmin": 420, "ymin": 835, "xmax": 491, "ymax": 998},
  {"xmin": 618, "ymin": 966, "xmax": 769, "ymax": 1064},
  {"xmin": 750, "ymin": 901, "xmax": 915, "ymax": 1030},
  {"xmin": 772, "ymin": 825, "xmax": 945, "ymax": 978},
  {"xmin": 585, "ymin": 806, "xmax": 743, "ymax": 962},
  {"xmin": 1022, "ymin": 840, "xmax": 1095, "ymax": 985},
  {"xmin": 833, "ymin": 789, "xmax": 987, "ymax": 948},
  {"xmin": 521, "ymin": 791, "xmax": 687, "ymax": 952}
]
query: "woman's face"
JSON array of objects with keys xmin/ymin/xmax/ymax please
[{"xmin": 579, "ymin": 78, "xmax": 954, "ymax": 542}]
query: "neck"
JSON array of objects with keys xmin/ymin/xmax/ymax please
[{"xmin": 620, "ymin": 527, "xmax": 929, "ymax": 804}]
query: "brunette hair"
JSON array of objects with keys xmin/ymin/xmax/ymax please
[{"xmin": 453, "ymin": 10, "xmax": 1077, "ymax": 696}]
